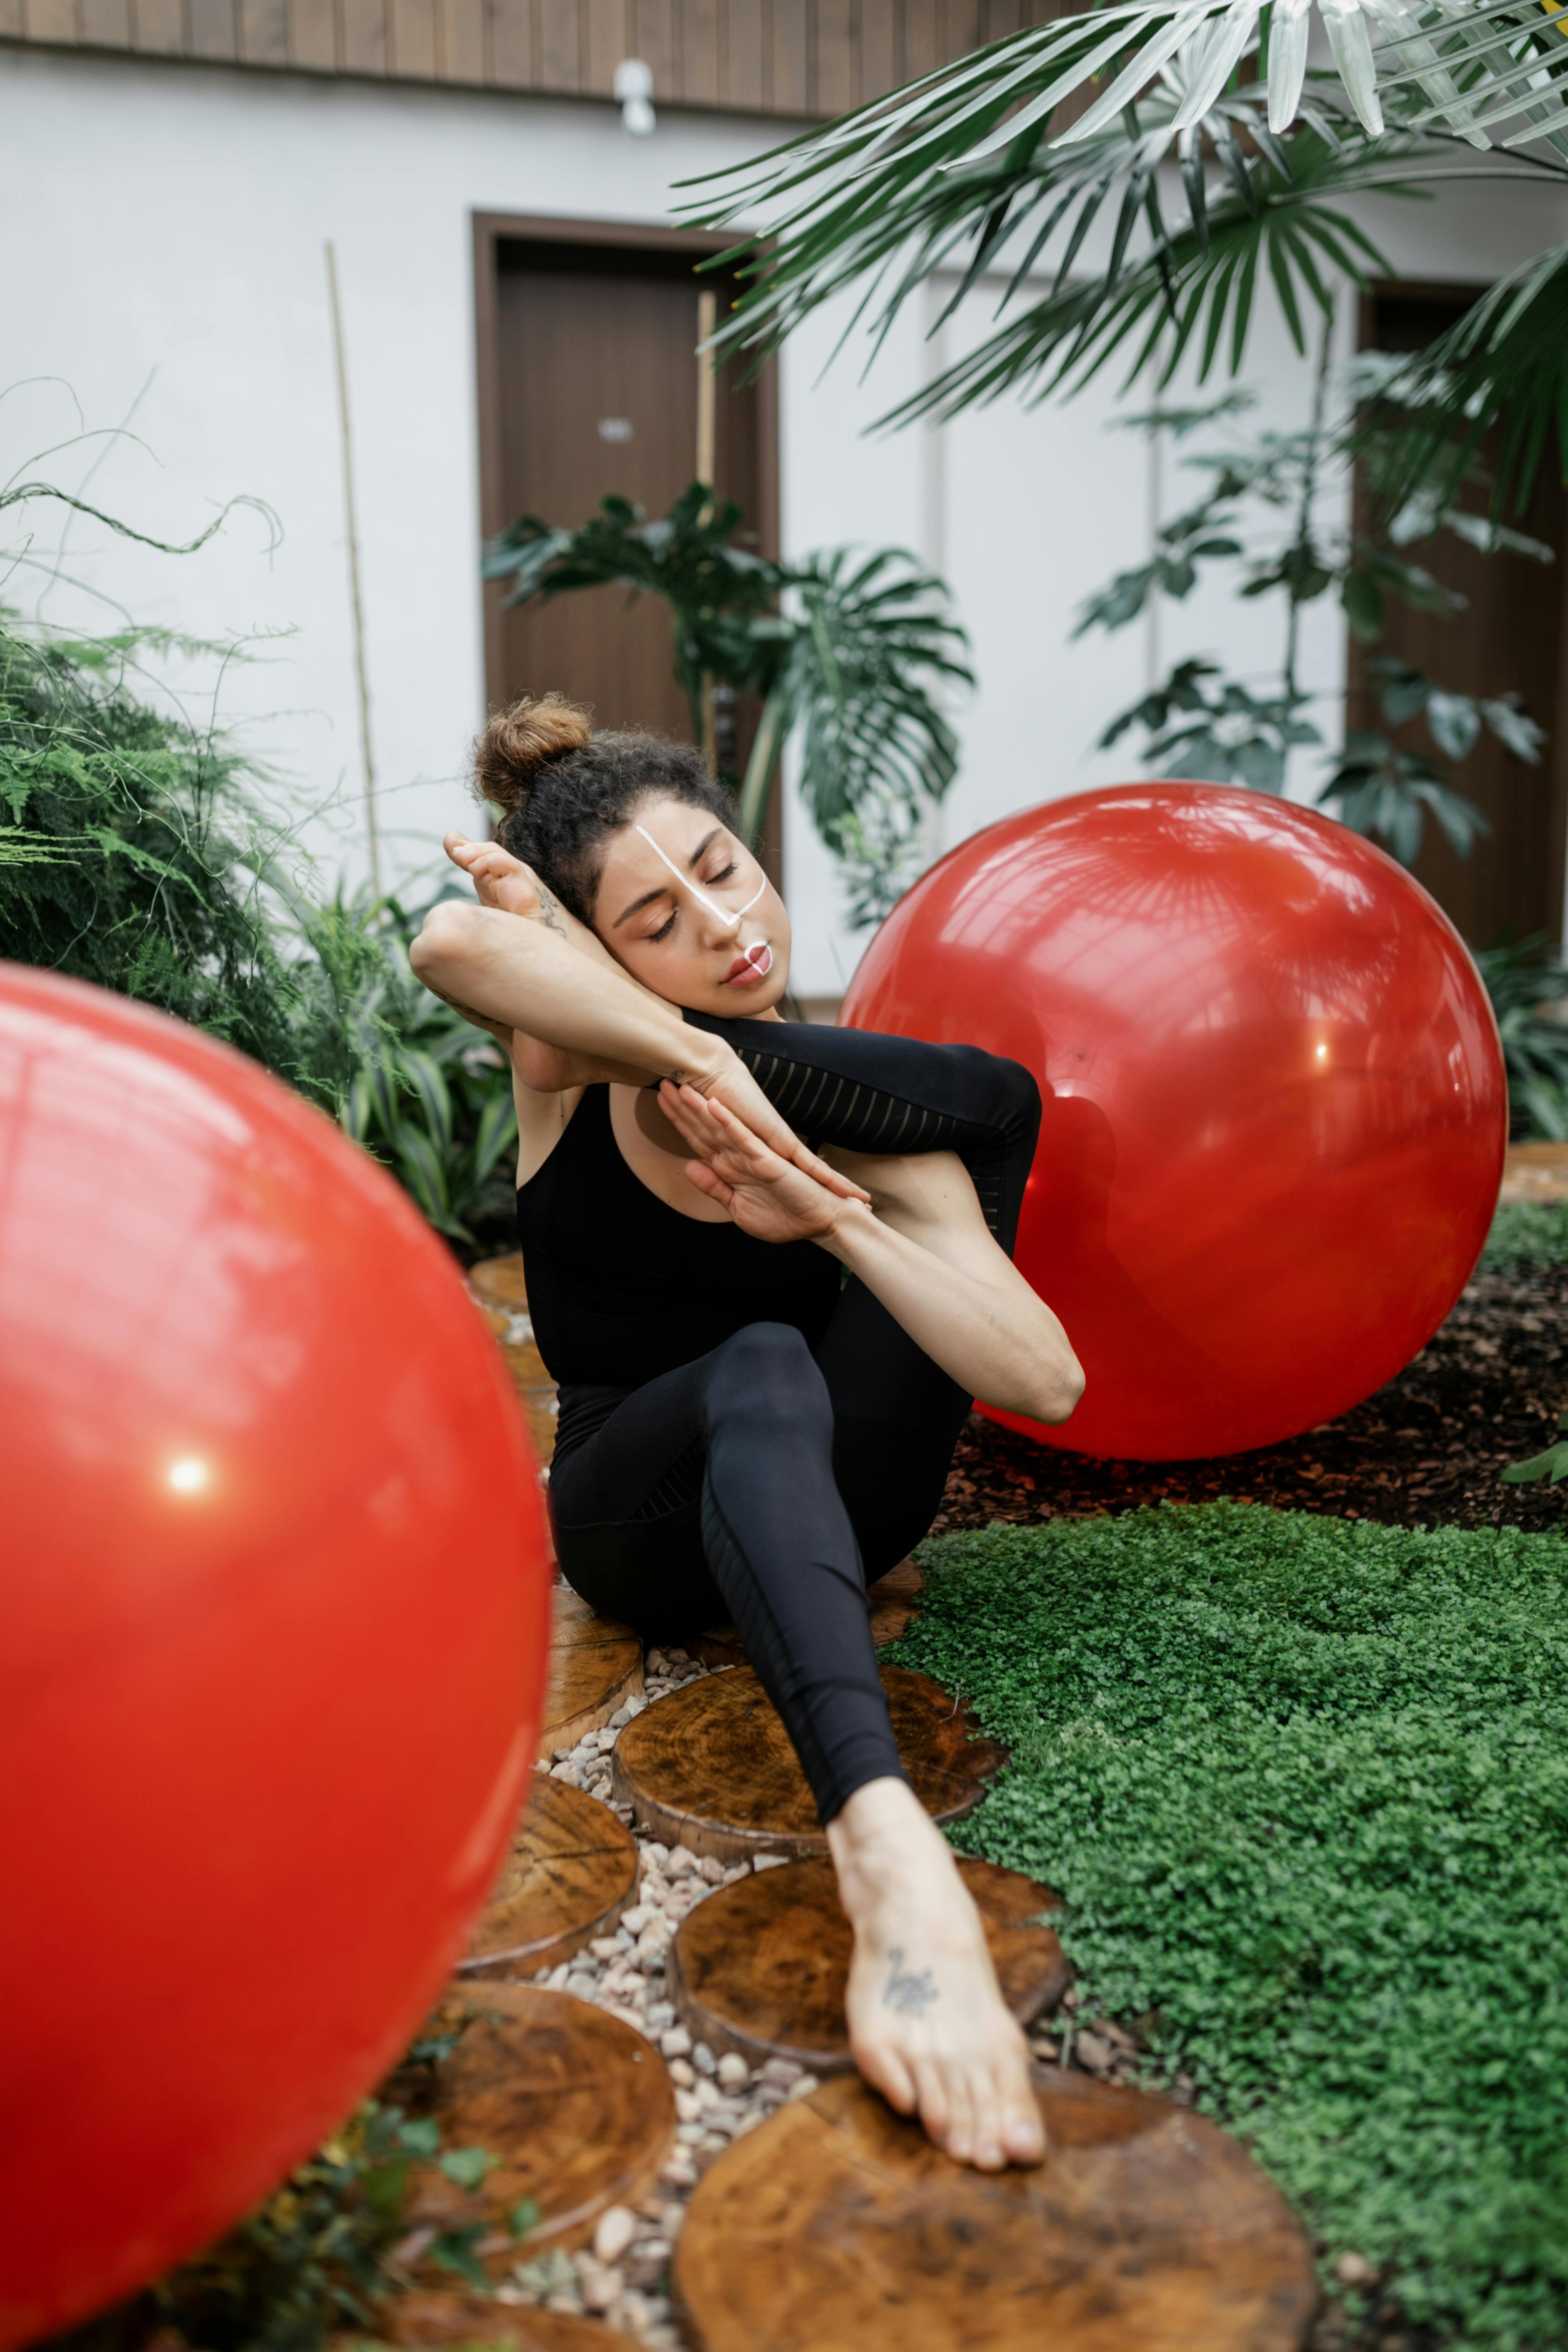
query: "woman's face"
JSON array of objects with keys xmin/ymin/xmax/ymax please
[{"xmin": 590, "ymin": 796, "xmax": 791, "ymax": 1015}]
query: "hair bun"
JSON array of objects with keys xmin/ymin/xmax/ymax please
[{"xmin": 474, "ymin": 691, "xmax": 593, "ymax": 814}]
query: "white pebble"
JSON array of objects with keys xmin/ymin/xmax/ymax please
[
  {"xmin": 759, "ymin": 2057, "xmax": 802, "ymax": 2087},
  {"xmin": 608, "ymin": 1705, "xmax": 633, "ymax": 1729},
  {"xmin": 665, "ymin": 1845, "xmax": 699, "ymax": 1879},
  {"xmin": 716, "ymin": 2052, "xmax": 750, "ymax": 2091},
  {"xmin": 578, "ymin": 2263, "xmax": 622, "ymax": 2314},
  {"xmin": 624, "ymin": 1693, "xmax": 648, "ymax": 1717},
  {"xmin": 620, "ymin": 1905, "xmax": 651, "ymax": 1936},
  {"xmin": 660, "ymin": 2026, "xmax": 692, "ymax": 2058},
  {"xmin": 668, "ymin": 2058, "xmax": 695, "ymax": 2088},
  {"xmin": 593, "ymin": 2204, "xmax": 638, "ymax": 2265},
  {"xmin": 588, "ymin": 1936, "xmax": 623, "ymax": 1959},
  {"xmin": 673, "ymin": 2089, "xmax": 702, "ymax": 2123},
  {"xmin": 691, "ymin": 2041, "xmax": 716, "ymax": 2076},
  {"xmin": 786, "ymin": 2074, "xmax": 820, "ymax": 2101},
  {"xmin": 697, "ymin": 1855, "xmax": 726, "ymax": 1884},
  {"xmin": 752, "ymin": 1852, "xmax": 788, "ymax": 1871}
]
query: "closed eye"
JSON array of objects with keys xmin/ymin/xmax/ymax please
[{"xmin": 649, "ymin": 908, "xmax": 678, "ymax": 942}]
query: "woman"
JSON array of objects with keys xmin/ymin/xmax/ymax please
[{"xmin": 411, "ymin": 694, "xmax": 1083, "ymax": 2175}]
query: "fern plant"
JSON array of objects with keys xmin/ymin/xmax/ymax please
[{"xmin": 0, "ymin": 616, "xmax": 517, "ymax": 1253}]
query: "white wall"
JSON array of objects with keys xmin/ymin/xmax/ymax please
[
  {"xmin": 3, "ymin": 45, "xmax": 1566, "ymax": 994},
  {"xmin": 0, "ymin": 49, "xmax": 811, "ymax": 893}
]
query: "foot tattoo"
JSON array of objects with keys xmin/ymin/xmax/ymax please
[{"xmin": 882, "ymin": 1947, "xmax": 940, "ymax": 2018}]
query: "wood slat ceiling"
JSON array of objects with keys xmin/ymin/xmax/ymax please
[{"xmin": 0, "ymin": 0, "xmax": 1070, "ymax": 116}]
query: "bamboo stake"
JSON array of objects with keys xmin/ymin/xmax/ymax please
[
  {"xmin": 696, "ymin": 287, "xmax": 718, "ymax": 766},
  {"xmin": 325, "ymin": 241, "xmax": 383, "ymax": 895}
]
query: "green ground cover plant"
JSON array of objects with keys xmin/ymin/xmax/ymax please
[
  {"xmin": 896, "ymin": 1503, "xmax": 1568, "ymax": 2349},
  {"xmin": 1481, "ymin": 1199, "xmax": 1568, "ymax": 1271}
]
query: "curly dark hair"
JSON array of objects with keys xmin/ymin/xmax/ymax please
[{"xmin": 473, "ymin": 691, "xmax": 735, "ymax": 925}]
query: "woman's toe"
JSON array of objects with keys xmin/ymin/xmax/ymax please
[
  {"xmin": 938, "ymin": 2060, "xmax": 978, "ymax": 2163},
  {"xmin": 911, "ymin": 2056, "xmax": 952, "ymax": 2151},
  {"xmin": 856, "ymin": 2034, "xmax": 916, "ymax": 2117},
  {"xmin": 1000, "ymin": 2063, "xmax": 1047, "ymax": 2164}
]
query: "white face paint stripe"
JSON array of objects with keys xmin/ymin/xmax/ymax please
[{"xmin": 633, "ymin": 824, "xmax": 768, "ymax": 936}]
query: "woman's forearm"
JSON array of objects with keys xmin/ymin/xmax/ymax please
[
  {"xmin": 410, "ymin": 902, "xmax": 729, "ymax": 1090},
  {"xmin": 819, "ymin": 1200, "xmax": 1083, "ymax": 1425}
]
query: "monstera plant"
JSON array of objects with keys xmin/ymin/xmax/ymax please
[{"xmin": 481, "ymin": 481, "xmax": 971, "ymax": 870}]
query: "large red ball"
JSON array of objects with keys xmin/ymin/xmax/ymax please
[
  {"xmin": 0, "ymin": 968, "xmax": 550, "ymax": 2346},
  {"xmin": 843, "ymin": 784, "xmax": 1506, "ymax": 1459}
]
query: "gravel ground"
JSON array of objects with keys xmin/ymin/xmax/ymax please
[
  {"xmin": 930, "ymin": 1262, "xmax": 1568, "ymax": 1539},
  {"xmin": 487, "ymin": 1648, "xmax": 821, "ymax": 2348},
  {"xmin": 487, "ymin": 1645, "xmax": 1169, "ymax": 2349}
]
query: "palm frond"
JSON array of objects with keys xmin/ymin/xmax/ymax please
[
  {"xmin": 681, "ymin": 25, "xmax": 1565, "ymax": 421},
  {"xmin": 1358, "ymin": 240, "xmax": 1568, "ymax": 509}
]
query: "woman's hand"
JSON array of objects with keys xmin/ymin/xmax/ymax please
[
  {"xmin": 658, "ymin": 1084, "xmax": 849, "ymax": 1245},
  {"xmin": 444, "ymin": 831, "xmax": 555, "ymax": 922},
  {"xmin": 688, "ymin": 1063, "xmax": 870, "ymax": 1208}
]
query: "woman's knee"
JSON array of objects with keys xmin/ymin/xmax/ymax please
[{"xmin": 705, "ymin": 1322, "xmax": 831, "ymax": 1428}]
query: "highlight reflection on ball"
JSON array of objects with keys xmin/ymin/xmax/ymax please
[{"xmin": 843, "ymin": 783, "xmax": 1506, "ymax": 1460}]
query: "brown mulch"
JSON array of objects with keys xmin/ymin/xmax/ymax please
[{"xmin": 930, "ymin": 1262, "xmax": 1568, "ymax": 1539}]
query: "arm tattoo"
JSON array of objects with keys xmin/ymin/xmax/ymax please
[
  {"xmin": 882, "ymin": 1948, "xmax": 940, "ymax": 2018},
  {"xmin": 533, "ymin": 880, "xmax": 565, "ymax": 933}
]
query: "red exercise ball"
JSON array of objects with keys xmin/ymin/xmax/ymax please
[
  {"xmin": 842, "ymin": 783, "xmax": 1506, "ymax": 1460},
  {"xmin": 0, "ymin": 968, "xmax": 550, "ymax": 2347}
]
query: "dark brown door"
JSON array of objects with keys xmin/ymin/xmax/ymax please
[
  {"xmin": 488, "ymin": 238, "xmax": 767, "ymax": 756},
  {"xmin": 1352, "ymin": 283, "xmax": 1568, "ymax": 947}
]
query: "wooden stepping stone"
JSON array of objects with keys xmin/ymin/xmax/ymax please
[
  {"xmin": 540, "ymin": 1586, "xmax": 643, "ymax": 1757},
  {"xmin": 668, "ymin": 1854, "xmax": 1069, "ymax": 2072},
  {"xmin": 673, "ymin": 2070, "xmax": 1317, "ymax": 2352},
  {"xmin": 407, "ymin": 1985, "xmax": 674, "ymax": 2260},
  {"xmin": 469, "ymin": 1249, "xmax": 532, "ymax": 1309},
  {"xmin": 459, "ymin": 1770, "xmax": 638, "ymax": 1979},
  {"xmin": 1500, "ymin": 1139, "xmax": 1568, "ymax": 1202},
  {"xmin": 385, "ymin": 2289, "xmax": 630, "ymax": 2350},
  {"xmin": 610, "ymin": 1666, "xmax": 1006, "ymax": 1863},
  {"xmin": 695, "ymin": 1561, "xmax": 923, "ymax": 1669}
]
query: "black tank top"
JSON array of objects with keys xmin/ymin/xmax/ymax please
[{"xmin": 516, "ymin": 1085, "xmax": 840, "ymax": 1442}]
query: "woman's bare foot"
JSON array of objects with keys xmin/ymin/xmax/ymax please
[{"xmin": 827, "ymin": 1776, "xmax": 1046, "ymax": 2171}]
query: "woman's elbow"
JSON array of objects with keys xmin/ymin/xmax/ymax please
[
  {"xmin": 409, "ymin": 900, "xmax": 481, "ymax": 988},
  {"xmin": 1031, "ymin": 1349, "xmax": 1086, "ymax": 1427}
]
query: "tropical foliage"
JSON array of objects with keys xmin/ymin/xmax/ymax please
[
  {"xmin": 482, "ymin": 480, "xmax": 971, "ymax": 877},
  {"xmin": 1076, "ymin": 366, "xmax": 1547, "ymax": 857},
  {"xmin": 681, "ymin": 8, "xmax": 1568, "ymax": 483},
  {"xmin": 1475, "ymin": 933, "xmax": 1568, "ymax": 1137},
  {"xmin": 0, "ymin": 616, "xmax": 518, "ymax": 1253}
]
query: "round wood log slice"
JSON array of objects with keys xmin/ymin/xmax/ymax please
[
  {"xmin": 610, "ymin": 1666, "xmax": 1007, "ymax": 1862},
  {"xmin": 673, "ymin": 2069, "xmax": 1318, "ymax": 2352},
  {"xmin": 695, "ymin": 1560, "xmax": 923, "ymax": 1668},
  {"xmin": 382, "ymin": 2291, "xmax": 631, "ymax": 2352},
  {"xmin": 540, "ymin": 1586, "xmax": 643, "ymax": 1757},
  {"xmin": 407, "ymin": 1985, "xmax": 674, "ymax": 2259},
  {"xmin": 459, "ymin": 1771, "xmax": 639, "ymax": 1979},
  {"xmin": 668, "ymin": 1855, "xmax": 1068, "ymax": 2071},
  {"xmin": 469, "ymin": 1250, "xmax": 532, "ymax": 1309}
]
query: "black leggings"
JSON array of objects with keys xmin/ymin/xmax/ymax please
[{"xmin": 548, "ymin": 1020, "xmax": 1040, "ymax": 1824}]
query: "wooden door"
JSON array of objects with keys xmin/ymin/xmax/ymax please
[
  {"xmin": 1351, "ymin": 283, "xmax": 1568, "ymax": 947},
  {"xmin": 485, "ymin": 234, "xmax": 768, "ymax": 767}
]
